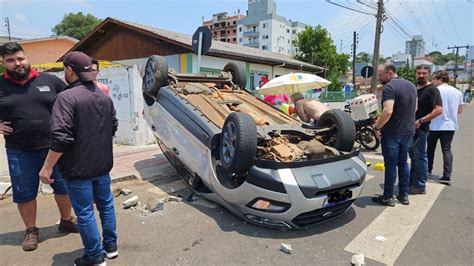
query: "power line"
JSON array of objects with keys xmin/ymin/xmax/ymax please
[
  {"xmin": 431, "ymin": 0, "xmax": 453, "ymax": 43},
  {"xmin": 444, "ymin": 0, "xmax": 463, "ymax": 43},
  {"xmin": 356, "ymin": 0, "xmax": 378, "ymax": 10},
  {"xmin": 326, "ymin": 0, "xmax": 376, "ymax": 16}
]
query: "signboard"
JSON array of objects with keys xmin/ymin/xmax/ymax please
[
  {"xmin": 192, "ymin": 26, "xmax": 212, "ymax": 55},
  {"xmin": 360, "ymin": 66, "xmax": 374, "ymax": 78}
]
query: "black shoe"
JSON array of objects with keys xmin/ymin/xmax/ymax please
[
  {"xmin": 103, "ymin": 245, "xmax": 119, "ymax": 259},
  {"xmin": 396, "ymin": 195, "xmax": 410, "ymax": 205},
  {"xmin": 372, "ymin": 196, "xmax": 395, "ymax": 207},
  {"xmin": 437, "ymin": 177, "xmax": 452, "ymax": 185},
  {"xmin": 58, "ymin": 216, "xmax": 78, "ymax": 233},
  {"xmin": 409, "ymin": 186, "xmax": 426, "ymax": 195},
  {"xmin": 74, "ymin": 255, "xmax": 106, "ymax": 266}
]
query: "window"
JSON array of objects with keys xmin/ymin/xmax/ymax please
[
  {"xmin": 239, "ymin": 27, "xmax": 242, "ymax": 32},
  {"xmin": 263, "ymin": 35, "xmax": 269, "ymax": 39},
  {"xmin": 262, "ymin": 45, "xmax": 267, "ymax": 50},
  {"xmin": 233, "ymin": 29, "xmax": 236, "ymax": 33},
  {"xmin": 263, "ymin": 23, "xmax": 267, "ymax": 28},
  {"xmin": 292, "ymin": 29, "xmax": 296, "ymax": 34},
  {"xmin": 239, "ymin": 38, "xmax": 243, "ymax": 42},
  {"xmin": 286, "ymin": 29, "xmax": 290, "ymax": 33},
  {"xmin": 233, "ymin": 38, "xmax": 236, "ymax": 42},
  {"xmin": 233, "ymin": 21, "xmax": 236, "ymax": 25},
  {"xmin": 288, "ymin": 40, "xmax": 290, "ymax": 44}
]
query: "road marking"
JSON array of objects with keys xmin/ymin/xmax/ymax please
[
  {"xmin": 365, "ymin": 174, "xmax": 375, "ymax": 181},
  {"xmin": 363, "ymin": 153, "xmax": 385, "ymax": 161},
  {"xmin": 345, "ymin": 182, "xmax": 445, "ymax": 265}
]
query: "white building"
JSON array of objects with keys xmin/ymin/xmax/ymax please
[
  {"xmin": 405, "ymin": 35, "xmax": 425, "ymax": 58},
  {"xmin": 237, "ymin": 0, "xmax": 306, "ymax": 56}
]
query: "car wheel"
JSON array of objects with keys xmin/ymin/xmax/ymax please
[
  {"xmin": 143, "ymin": 55, "xmax": 168, "ymax": 97},
  {"xmin": 316, "ymin": 109, "xmax": 356, "ymax": 152},
  {"xmin": 219, "ymin": 112, "xmax": 257, "ymax": 174},
  {"xmin": 223, "ymin": 62, "xmax": 247, "ymax": 89}
]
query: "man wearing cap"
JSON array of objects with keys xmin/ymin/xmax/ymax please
[
  {"xmin": 0, "ymin": 42, "xmax": 78, "ymax": 252},
  {"xmin": 39, "ymin": 51, "xmax": 119, "ymax": 265}
]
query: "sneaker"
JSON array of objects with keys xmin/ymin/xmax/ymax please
[
  {"xmin": 22, "ymin": 227, "xmax": 38, "ymax": 251},
  {"xmin": 396, "ymin": 195, "xmax": 410, "ymax": 205},
  {"xmin": 103, "ymin": 245, "xmax": 119, "ymax": 259},
  {"xmin": 409, "ymin": 187, "xmax": 427, "ymax": 195},
  {"xmin": 73, "ymin": 255, "xmax": 106, "ymax": 266},
  {"xmin": 437, "ymin": 177, "xmax": 452, "ymax": 185},
  {"xmin": 58, "ymin": 216, "xmax": 79, "ymax": 233},
  {"xmin": 372, "ymin": 195, "xmax": 395, "ymax": 207}
]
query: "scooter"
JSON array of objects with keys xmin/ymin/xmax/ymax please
[{"xmin": 345, "ymin": 104, "xmax": 380, "ymax": 151}]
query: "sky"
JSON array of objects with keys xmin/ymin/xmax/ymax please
[{"xmin": 0, "ymin": 0, "xmax": 473, "ymax": 57}]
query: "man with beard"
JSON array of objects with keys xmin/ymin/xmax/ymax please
[
  {"xmin": 0, "ymin": 42, "xmax": 77, "ymax": 251},
  {"xmin": 372, "ymin": 64, "xmax": 417, "ymax": 206},
  {"xmin": 409, "ymin": 65, "xmax": 442, "ymax": 195}
]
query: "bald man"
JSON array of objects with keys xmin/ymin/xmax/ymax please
[{"xmin": 291, "ymin": 92, "xmax": 330, "ymax": 122}]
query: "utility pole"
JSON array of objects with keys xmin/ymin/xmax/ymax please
[
  {"xmin": 340, "ymin": 39, "xmax": 343, "ymax": 53},
  {"xmin": 447, "ymin": 44, "xmax": 469, "ymax": 87},
  {"xmin": 370, "ymin": 0, "xmax": 384, "ymax": 94},
  {"xmin": 4, "ymin": 17, "xmax": 11, "ymax": 41},
  {"xmin": 352, "ymin": 31, "xmax": 357, "ymax": 91}
]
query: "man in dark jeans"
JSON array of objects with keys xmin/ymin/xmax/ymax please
[
  {"xmin": 372, "ymin": 64, "xmax": 417, "ymax": 207},
  {"xmin": 0, "ymin": 42, "xmax": 77, "ymax": 251},
  {"xmin": 427, "ymin": 70, "xmax": 464, "ymax": 185},
  {"xmin": 39, "ymin": 51, "xmax": 118, "ymax": 266},
  {"xmin": 409, "ymin": 65, "xmax": 443, "ymax": 195}
]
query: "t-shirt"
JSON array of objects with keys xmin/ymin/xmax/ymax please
[
  {"xmin": 416, "ymin": 83, "xmax": 442, "ymax": 131},
  {"xmin": 96, "ymin": 82, "xmax": 110, "ymax": 95},
  {"xmin": 381, "ymin": 77, "xmax": 417, "ymax": 136},
  {"xmin": 0, "ymin": 73, "xmax": 67, "ymax": 150},
  {"xmin": 263, "ymin": 94, "xmax": 289, "ymax": 106},
  {"xmin": 430, "ymin": 83, "xmax": 463, "ymax": 131}
]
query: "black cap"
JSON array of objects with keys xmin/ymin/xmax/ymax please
[{"xmin": 63, "ymin": 51, "xmax": 96, "ymax": 82}]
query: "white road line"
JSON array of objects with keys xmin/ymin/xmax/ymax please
[
  {"xmin": 345, "ymin": 182, "xmax": 445, "ymax": 265},
  {"xmin": 363, "ymin": 153, "xmax": 385, "ymax": 161},
  {"xmin": 365, "ymin": 174, "xmax": 375, "ymax": 181}
]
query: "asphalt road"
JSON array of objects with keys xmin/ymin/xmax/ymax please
[{"xmin": 0, "ymin": 105, "xmax": 472, "ymax": 265}]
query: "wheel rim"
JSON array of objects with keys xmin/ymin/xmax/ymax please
[
  {"xmin": 144, "ymin": 61, "xmax": 156, "ymax": 91},
  {"xmin": 221, "ymin": 121, "xmax": 236, "ymax": 164},
  {"xmin": 360, "ymin": 129, "xmax": 377, "ymax": 149}
]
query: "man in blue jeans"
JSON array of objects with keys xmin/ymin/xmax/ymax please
[
  {"xmin": 409, "ymin": 65, "xmax": 442, "ymax": 194},
  {"xmin": 39, "ymin": 51, "xmax": 118, "ymax": 266},
  {"xmin": 373, "ymin": 64, "xmax": 417, "ymax": 207},
  {"xmin": 0, "ymin": 42, "xmax": 77, "ymax": 252}
]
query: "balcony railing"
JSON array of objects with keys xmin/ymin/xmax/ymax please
[{"xmin": 243, "ymin": 31, "xmax": 259, "ymax": 37}]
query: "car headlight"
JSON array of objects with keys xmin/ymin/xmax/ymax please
[{"xmin": 246, "ymin": 198, "xmax": 290, "ymax": 213}]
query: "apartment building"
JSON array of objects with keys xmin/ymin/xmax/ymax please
[{"xmin": 203, "ymin": 12, "xmax": 246, "ymax": 44}]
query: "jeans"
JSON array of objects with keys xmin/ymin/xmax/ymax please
[
  {"xmin": 409, "ymin": 130, "xmax": 429, "ymax": 189},
  {"xmin": 65, "ymin": 174, "xmax": 117, "ymax": 259},
  {"xmin": 6, "ymin": 148, "xmax": 67, "ymax": 203},
  {"xmin": 381, "ymin": 134, "xmax": 413, "ymax": 197},
  {"xmin": 427, "ymin": 131, "xmax": 455, "ymax": 180}
]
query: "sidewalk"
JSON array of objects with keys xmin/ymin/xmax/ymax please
[{"xmin": 0, "ymin": 138, "xmax": 174, "ymax": 195}]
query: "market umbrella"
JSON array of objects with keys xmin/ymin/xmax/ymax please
[{"xmin": 258, "ymin": 73, "xmax": 331, "ymax": 95}]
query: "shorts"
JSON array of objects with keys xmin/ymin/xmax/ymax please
[{"xmin": 7, "ymin": 148, "xmax": 68, "ymax": 203}]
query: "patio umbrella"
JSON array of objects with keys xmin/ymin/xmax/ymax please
[{"xmin": 258, "ymin": 73, "xmax": 331, "ymax": 95}]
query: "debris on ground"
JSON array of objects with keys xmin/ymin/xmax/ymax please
[
  {"xmin": 145, "ymin": 197, "xmax": 165, "ymax": 213},
  {"xmin": 280, "ymin": 243, "xmax": 292, "ymax": 254},
  {"xmin": 374, "ymin": 162, "xmax": 385, "ymax": 171},
  {"xmin": 121, "ymin": 188, "xmax": 132, "ymax": 195},
  {"xmin": 168, "ymin": 195, "xmax": 184, "ymax": 202},
  {"xmin": 375, "ymin": 235, "xmax": 387, "ymax": 241},
  {"xmin": 113, "ymin": 187, "xmax": 122, "ymax": 197},
  {"xmin": 366, "ymin": 161, "xmax": 372, "ymax": 167},
  {"xmin": 351, "ymin": 254, "xmax": 366, "ymax": 266},
  {"xmin": 123, "ymin": 196, "xmax": 139, "ymax": 209}
]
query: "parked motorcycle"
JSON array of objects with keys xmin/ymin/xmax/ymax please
[{"xmin": 345, "ymin": 104, "xmax": 380, "ymax": 151}]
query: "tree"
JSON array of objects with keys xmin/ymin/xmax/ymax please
[
  {"xmin": 294, "ymin": 25, "xmax": 349, "ymax": 78},
  {"xmin": 52, "ymin": 12, "xmax": 101, "ymax": 40},
  {"xmin": 356, "ymin": 52, "xmax": 370, "ymax": 63},
  {"xmin": 397, "ymin": 67, "xmax": 416, "ymax": 83}
]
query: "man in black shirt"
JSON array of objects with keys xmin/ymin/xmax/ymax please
[
  {"xmin": 372, "ymin": 64, "xmax": 417, "ymax": 207},
  {"xmin": 39, "ymin": 51, "xmax": 118, "ymax": 266},
  {"xmin": 0, "ymin": 42, "xmax": 77, "ymax": 251},
  {"xmin": 409, "ymin": 65, "xmax": 442, "ymax": 194}
]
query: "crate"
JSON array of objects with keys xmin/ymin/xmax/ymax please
[{"xmin": 349, "ymin": 94, "xmax": 378, "ymax": 120}]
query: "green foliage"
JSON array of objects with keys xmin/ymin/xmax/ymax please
[
  {"xmin": 397, "ymin": 67, "xmax": 416, "ymax": 83},
  {"xmin": 356, "ymin": 52, "xmax": 370, "ymax": 63},
  {"xmin": 294, "ymin": 25, "xmax": 349, "ymax": 78},
  {"xmin": 52, "ymin": 12, "xmax": 101, "ymax": 40},
  {"xmin": 428, "ymin": 51, "xmax": 463, "ymax": 65},
  {"xmin": 327, "ymin": 71, "xmax": 342, "ymax": 91},
  {"xmin": 0, "ymin": 65, "xmax": 5, "ymax": 74}
]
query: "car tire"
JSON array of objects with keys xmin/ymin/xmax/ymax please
[
  {"xmin": 143, "ymin": 55, "xmax": 168, "ymax": 97},
  {"xmin": 223, "ymin": 62, "xmax": 247, "ymax": 89},
  {"xmin": 316, "ymin": 109, "xmax": 356, "ymax": 152},
  {"xmin": 219, "ymin": 112, "xmax": 257, "ymax": 174}
]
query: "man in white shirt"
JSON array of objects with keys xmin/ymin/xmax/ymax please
[{"xmin": 427, "ymin": 70, "xmax": 463, "ymax": 185}]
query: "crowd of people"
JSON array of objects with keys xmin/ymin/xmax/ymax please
[{"xmin": 0, "ymin": 40, "xmax": 466, "ymax": 265}]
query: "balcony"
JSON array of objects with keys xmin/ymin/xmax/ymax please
[
  {"xmin": 243, "ymin": 30, "xmax": 259, "ymax": 37},
  {"xmin": 243, "ymin": 41, "xmax": 259, "ymax": 48}
]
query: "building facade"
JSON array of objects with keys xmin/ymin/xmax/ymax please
[
  {"xmin": 236, "ymin": 0, "xmax": 306, "ymax": 56},
  {"xmin": 405, "ymin": 35, "xmax": 425, "ymax": 59},
  {"xmin": 203, "ymin": 12, "xmax": 246, "ymax": 44}
]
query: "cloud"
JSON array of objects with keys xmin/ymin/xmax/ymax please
[{"xmin": 14, "ymin": 12, "xmax": 28, "ymax": 22}]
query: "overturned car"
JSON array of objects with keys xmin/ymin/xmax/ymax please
[{"xmin": 142, "ymin": 55, "xmax": 366, "ymax": 229}]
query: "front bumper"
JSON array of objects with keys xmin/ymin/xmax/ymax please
[{"xmin": 210, "ymin": 151, "xmax": 367, "ymax": 229}]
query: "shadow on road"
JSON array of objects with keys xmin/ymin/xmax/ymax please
[
  {"xmin": 52, "ymin": 248, "xmax": 82, "ymax": 266},
  {"xmin": 0, "ymin": 225, "xmax": 70, "ymax": 247}
]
